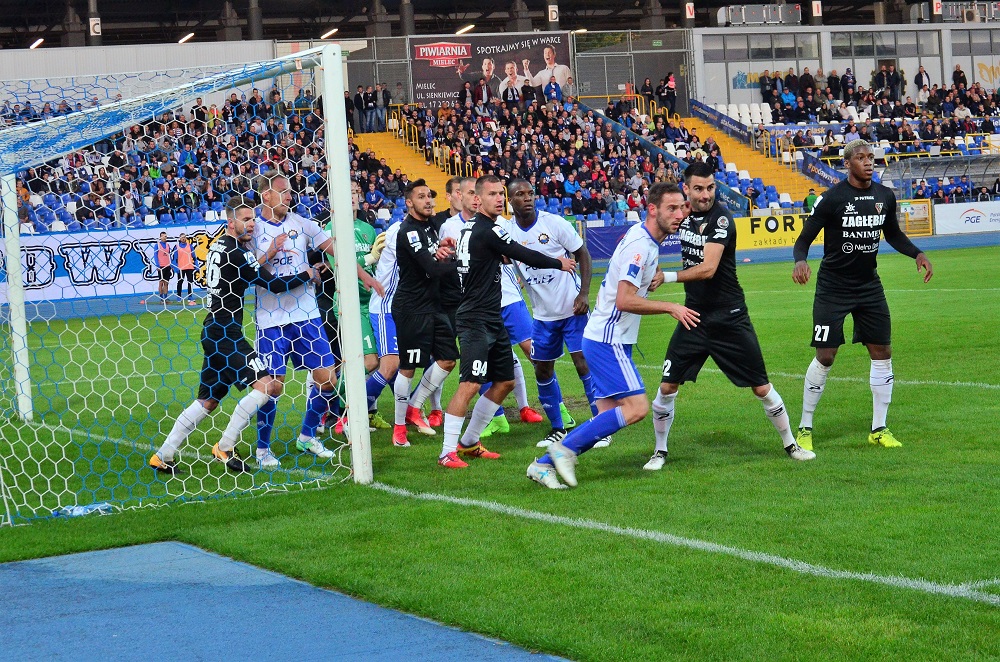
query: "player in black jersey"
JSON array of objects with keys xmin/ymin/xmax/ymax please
[
  {"xmin": 149, "ymin": 196, "xmax": 315, "ymax": 475},
  {"xmin": 438, "ymin": 175, "xmax": 577, "ymax": 469},
  {"xmin": 390, "ymin": 179, "xmax": 462, "ymax": 448},
  {"xmin": 647, "ymin": 162, "xmax": 815, "ymax": 470},
  {"xmin": 792, "ymin": 139, "xmax": 932, "ymax": 449}
]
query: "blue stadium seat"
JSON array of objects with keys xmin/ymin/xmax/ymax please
[
  {"xmin": 78, "ymin": 182, "xmax": 91, "ymax": 194},
  {"xmin": 67, "ymin": 221, "xmax": 83, "ymax": 232},
  {"xmin": 198, "ymin": 202, "xmax": 209, "ymax": 212},
  {"xmin": 211, "ymin": 201, "xmax": 225, "ymax": 212},
  {"xmin": 189, "ymin": 211, "xmax": 204, "ymax": 224},
  {"xmin": 174, "ymin": 211, "xmax": 189, "ymax": 224},
  {"xmin": 159, "ymin": 213, "xmax": 174, "ymax": 224},
  {"xmin": 601, "ymin": 212, "xmax": 613, "ymax": 225}
]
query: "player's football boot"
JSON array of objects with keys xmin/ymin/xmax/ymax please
[
  {"xmin": 212, "ymin": 443, "xmax": 251, "ymax": 473},
  {"xmin": 479, "ymin": 414, "xmax": 510, "ymax": 439},
  {"xmin": 427, "ymin": 409, "xmax": 444, "ymax": 428},
  {"xmin": 643, "ymin": 450, "xmax": 668, "ymax": 471},
  {"xmin": 548, "ymin": 440, "xmax": 579, "ymax": 487},
  {"xmin": 536, "ymin": 428, "xmax": 567, "ymax": 448},
  {"xmin": 255, "ymin": 448, "xmax": 280, "ymax": 468},
  {"xmin": 406, "ymin": 406, "xmax": 436, "ymax": 435},
  {"xmin": 457, "ymin": 442, "xmax": 501, "ymax": 460},
  {"xmin": 296, "ymin": 437, "xmax": 334, "ymax": 459},
  {"xmin": 519, "ymin": 407, "xmax": 544, "ymax": 424},
  {"xmin": 559, "ymin": 402, "xmax": 576, "ymax": 429},
  {"xmin": 527, "ymin": 460, "xmax": 567, "ymax": 489},
  {"xmin": 795, "ymin": 427, "xmax": 813, "ymax": 451},
  {"xmin": 334, "ymin": 416, "xmax": 348, "ymax": 435},
  {"xmin": 392, "ymin": 425, "xmax": 411, "ymax": 448},
  {"xmin": 593, "ymin": 436, "xmax": 613, "ymax": 448},
  {"xmin": 149, "ymin": 453, "xmax": 182, "ymax": 475},
  {"xmin": 785, "ymin": 443, "xmax": 817, "ymax": 461},
  {"xmin": 869, "ymin": 428, "xmax": 902, "ymax": 448},
  {"xmin": 369, "ymin": 412, "xmax": 392, "ymax": 429},
  {"xmin": 437, "ymin": 452, "xmax": 468, "ymax": 469}
]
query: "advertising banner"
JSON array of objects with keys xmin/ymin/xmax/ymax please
[
  {"xmin": 800, "ymin": 153, "xmax": 845, "ymax": 188},
  {"xmin": 410, "ymin": 32, "xmax": 572, "ymax": 109},
  {"xmin": 933, "ymin": 201, "xmax": 1000, "ymax": 235},
  {"xmin": 0, "ymin": 223, "xmax": 224, "ymax": 304},
  {"xmin": 733, "ymin": 213, "xmax": 823, "ymax": 250},
  {"xmin": 690, "ymin": 100, "xmax": 752, "ymax": 143},
  {"xmin": 585, "ymin": 226, "xmax": 681, "ymax": 262}
]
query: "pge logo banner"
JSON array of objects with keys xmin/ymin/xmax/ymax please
[
  {"xmin": 934, "ymin": 201, "xmax": 1000, "ymax": 235},
  {"xmin": 0, "ymin": 222, "xmax": 223, "ymax": 304},
  {"xmin": 734, "ymin": 214, "xmax": 825, "ymax": 250},
  {"xmin": 410, "ymin": 32, "xmax": 572, "ymax": 109}
]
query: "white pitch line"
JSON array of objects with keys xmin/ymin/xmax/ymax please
[
  {"xmin": 961, "ymin": 579, "xmax": 1000, "ymax": 590},
  {"xmin": 371, "ymin": 482, "xmax": 1000, "ymax": 608}
]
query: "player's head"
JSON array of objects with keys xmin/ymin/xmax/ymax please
[
  {"xmin": 843, "ymin": 139, "xmax": 874, "ymax": 185},
  {"xmin": 475, "ymin": 175, "xmax": 505, "ymax": 220},
  {"xmin": 179, "ymin": 233, "xmax": 188, "ymax": 244},
  {"xmin": 507, "ymin": 179, "xmax": 534, "ymax": 219},
  {"xmin": 256, "ymin": 170, "xmax": 291, "ymax": 220},
  {"xmin": 404, "ymin": 178, "xmax": 435, "ymax": 221},
  {"xmin": 159, "ymin": 231, "xmax": 167, "ymax": 241},
  {"xmin": 682, "ymin": 161, "xmax": 717, "ymax": 214},
  {"xmin": 646, "ymin": 182, "xmax": 687, "ymax": 238},
  {"xmin": 458, "ymin": 177, "xmax": 479, "ymax": 216},
  {"xmin": 225, "ymin": 195, "xmax": 257, "ymax": 243},
  {"xmin": 543, "ymin": 45, "xmax": 557, "ymax": 66},
  {"xmin": 445, "ymin": 176, "xmax": 464, "ymax": 213}
]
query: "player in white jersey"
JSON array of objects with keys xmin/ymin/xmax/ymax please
[
  {"xmin": 363, "ymin": 217, "xmax": 403, "ymax": 438},
  {"xmin": 527, "ymin": 183, "xmax": 699, "ymax": 489},
  {"xmin": 251, "ymin": 171, "xmax": 383, "ymax": 467},
  {"xmin": 505, "ymin": 179, "xmax": 605, "ymax": 449}
]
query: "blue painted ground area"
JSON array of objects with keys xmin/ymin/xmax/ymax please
[{"xmin": 0, "ymin": 542, "xmax": 563, "ymax": 662}]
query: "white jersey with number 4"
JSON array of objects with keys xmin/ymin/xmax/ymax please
[
  {"xmin": 504, "ymin": 210, "xmax": 583, "ymax": 321},
  {"xmin": 368, "ymin": 220, "xmax": 401, "ymax": 315},
  {"xmin": 584, "ymin": 222, "xmax": 660, "ymax": 345},
  {"xmin": 252, "ymin": 210, "xmax": 330, "ymax": 330}
]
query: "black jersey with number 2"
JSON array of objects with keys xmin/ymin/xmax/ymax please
[
  {"xmin": 793, "ymin": 180, "xmax": 921, "ymax": 287},
  {"xmin": 204, "ymin": 234, "xmax": 312, "ymax": 329},
  {"xmin": 456, "ymin": 213, "xmax": 563, "ymax": 319},
  {"xmin": 677, "ymin": 201, "xmax": 745, "ymax": 310}
]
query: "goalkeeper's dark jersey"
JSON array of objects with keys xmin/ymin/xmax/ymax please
[
  {"xmin": 204, "ymin": 234, "xmax": 312, "ymax": 331},
  {"xmin": 793, "ymin": 180, "xmax": 922, "ymax": 288},
  {"xmin": 677, "ymin": 201, "xmax": 745, "ymax": 310}
]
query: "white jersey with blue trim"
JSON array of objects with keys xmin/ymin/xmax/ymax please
[
  {"xmin": 497, "ymin": 217, "xmax": 526, "ymax": 308},
  {"xmin": 504, "ymin": 210, "xmax": 584, "ymax": 321},
  {"xmin": 368, "ymin": 220, "xmax": 401, "ymax": 315},
  {"xmin": 252, "ymin": 210, "xmax": 330, "ymax": 330},
  {"xmin": 584, "ymin": 222, "xmax": 661, "ymax": 345}
]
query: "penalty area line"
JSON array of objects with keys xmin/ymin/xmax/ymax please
[{"xmin": 371, "ymin": 482, "xmax": 1000, "ymax": 608}]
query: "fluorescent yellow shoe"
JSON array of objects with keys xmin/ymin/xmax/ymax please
[
  {"xmin": 796, "ymin": 427, "xmax": 813, "ymax": 451},
  {"xmin": 560, "ymin": 402, "xmax": 576, "ymax": 429},
  {"xmin": 869, "ymin": 428, "xmax": 902, "ymax": 448},
  {"xmin": 369, "ymin": 412, "xmax": 391, "ymax": 430}
]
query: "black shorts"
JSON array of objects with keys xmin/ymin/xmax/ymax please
[
  {"xmin": 456, "ymin": 316, "xmax": 515, "ymax": 384},
  {"xmin": 812, "ymin": 279, "xmax": 890, "ymax": 347},
  {"xmin": 396, "ymin": 311, "xmax": 459, "ymax": 370},
  {"xmin": 661, "ymin": 306, "xmax": 769, "ymax": 388},
  {"xmin": 158, "ymin": 266, "xmax": 172, "ymax": 282},
  {"xmin": 197, "ymin": 324, "xmax": 269, "ymax": 402},
  {"xmin": 178, "ymin": 268, "xmax": 194, "ymax": 281},
  {"xmin": 316, "ymin": 293, "xmax": 342, "ymax": 362}
]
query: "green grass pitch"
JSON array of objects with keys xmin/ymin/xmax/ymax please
[{"xmin": 2, "ymin": 246, "xmax": 999, "ymax": 660}]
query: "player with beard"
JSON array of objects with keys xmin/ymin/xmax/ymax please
[
  {"xmin": 149, "ymin": 196, "xmax": 315, "ymax": 475},
  {"xmin": 531, "ymin": 183, "xmax": 699, "ymax": 489},
  {"xmin": 390, "ymin": 180, "xmax": 461, "ymax": 448},
  {"xmin": 644, "ymin": 162, "xmax": 815, "ymax": 473},
  {"xmin": 438, "ymin": 176, "xmax": 576, "ymax": 469},
  {"xmin": 792, "ymin": 139, "xmax": 932, "ymax": 449}
]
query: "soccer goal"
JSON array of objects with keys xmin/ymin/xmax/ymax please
[{"xmin": 0, "ymin": 45, "xmax": 372, "ymax": 526}]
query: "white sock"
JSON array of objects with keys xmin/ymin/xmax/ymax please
[
  {"xmin": 409, "ymin": 363, "xmax": 452, "ymax": 411},
  {"xmin": 512, "ymin": 355, "xmax": 529, "ymax": 410},
  {"xmin": 460, "ymin": 396, "xmax": 501, "ymax": 446},
  {"xmin": 429, "ymin": 384, "xmax": 443, "ymax": 411},
  {"xmin": 305, "ymin": 372, "xmax": 315, "ymax": 392},
  {"xmin": 800, "ymin": 358, "xmax": 832, "ymax": 429},
  {"xmin": 393, "ymin": 373, "xmax": 412, "ymax": 426},
  {"xmin": 870, "ymin": 359, "xmax": 893, "ymax": 431},
  {"xmin": 158, "ymin": 401, "xmax": 210, "ymax": 461},
  {"xmin": 441, "ymin": 413, "xmax": 465, "ymax": 457},
  {"xmin": 756, "ymin": 385, "xmax": 796, "ymax": 448},
  {"xmin": 651, "ymin": 391, "xmax": 676, "ymax": 453},
  {"xmin": 219, "ymin": 388, "xmax": 269, "ymax": 452}
]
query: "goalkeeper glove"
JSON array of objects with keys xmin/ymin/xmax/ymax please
[{"xmin": 365, "ymin": 232, "xmax": 387, "ymax": 266}]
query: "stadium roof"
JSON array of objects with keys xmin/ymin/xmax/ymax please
[{"xmin": 0, "ymin": 1, "xmax": 916, "ymax": 49}]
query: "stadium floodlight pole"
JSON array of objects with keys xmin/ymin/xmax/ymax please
[
  {"xmin": 1, "ymin": 173, "xmax": 34, "ymax": 422},
  {"xmin": 321, "ymin": 44, "xmax": 374, "ymax": 484}
]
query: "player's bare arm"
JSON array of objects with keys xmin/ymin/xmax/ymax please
[
  {"xmin": 318, "ymin": 237, "xmax": 385, "ymax": 297},
  {"xmin": 648, "ymin": 266, "xmax": 665, "ymax": 292},
  {"xmin": 615, "ymin": 280, "xmax": 699, "ymax": 329},
  {"xmin": 264, "ymin": 232, "xmax": 288, "ymax": 263},
  {"xmin": 572, "ymin": 245, "xmax": 592, "ymax": 315},
  {"xmin": 677, "ymin": 243, "xmax": 724, "ymax": 282},
  {"xmin": 915, "ymin": 253, "xmax": 933, "ymax": 282}
]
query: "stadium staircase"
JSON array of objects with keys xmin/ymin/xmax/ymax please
[
  {"xmin": 352, "ymin": 132, "xmax": 451, "ymax": 197},
  {"xmin": 681, "ymin": 115, "xmax": 821, "ymax": 207}
]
